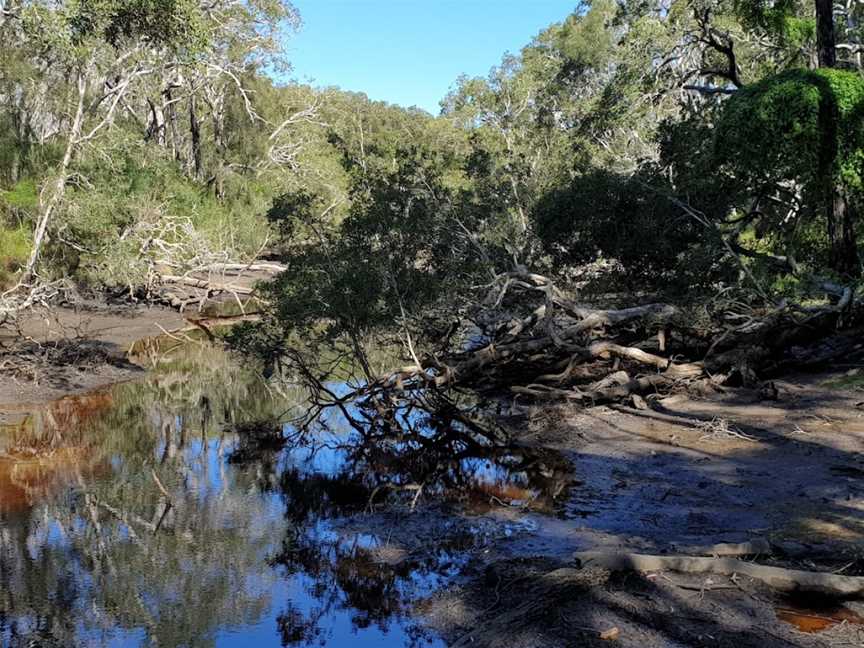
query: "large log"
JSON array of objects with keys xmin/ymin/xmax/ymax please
[
  {"xmin": 159, "ymin": 275, "xmax": 255, "ymax": 295},
  {"xmin": 575, "ymin": 551, "xmax": 864, "ymax": 598}
]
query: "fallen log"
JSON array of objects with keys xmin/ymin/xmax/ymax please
[
  {"xmin": 203, "ymin": 262, "xmax": 286, "ymax": 275},
  {"xmin": 574, "ymin": 551, "xmax": 864, "ymax": 598},
  {"xmin": 159, "ymin": 275, "xmax": 255, "ymax": 295},
  {"xmin": 671, "ymin": 538, "xmax": 772, "ymax": 557},
  {"xmin": 512, "ymin": 373, "xmax": 674, "ymax": 403}
]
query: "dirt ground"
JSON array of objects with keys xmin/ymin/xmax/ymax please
[
  {"xmin": 418, "ymin": 374, "xmax": 864, "ymax": 647},
  {"xmin": 0, "ymin": 304, "xmax": 186, "ymax": 409}
]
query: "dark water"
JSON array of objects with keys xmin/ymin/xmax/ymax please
[{"xmin": 0, "ymin": 343, "xmax": 574, "ymax": 647}]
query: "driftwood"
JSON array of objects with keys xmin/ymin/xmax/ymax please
[
  {"xmin": 153, "ymin": 262, "xmax": 285, "ymax": 311},
  {"xmin": 203, "ymin": 262, "xmax": 286, "ymax": 275},
  {"xmin": 574, "ymin": 551, "xmax": 864, "ymax": 598},
  {"xmin": 160, "ymin": 274, "xmax": 255, "ymax": 295},
  {"xmin": 282, "ymin": 268, "xmax": 862, "ymax": 438},
  {"xmin": 672, "ymin": 538, "xmax": 772, "ymax": 557},
  {"xmin": 397, "ymin": 271, "xmax": 863, "ymax": 406}
]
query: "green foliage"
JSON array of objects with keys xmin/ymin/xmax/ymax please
[
  {"xmin": 533, "ymin": 167, "xmax": 729, "ymax": 291},
  {"xmin": 716, "ymin": 68, "xmax": 864, "ymax": 193},
  {"xmin": 0, "ymin": 180, "xmax": 37, "ymax": 286},
  {"xmin": 18, "ymin": 0, "xmax": 208, "ymax": 64},
  {"xmin": 67, "ymin": 0, "xmax": 208, "ymax": 51},
  {"xmin": 265, "ymin": 188, "xmax": 318, "ymax": 242},
  {"xmin": 0, "ymin": 179, "xmax": 39, "ymax": 212},
  {"xmin": 0, "ymin": 224, "xmax": 30, "ymax": 288},
  {"xmin": 3, "ymin": 0, "xmax": 862, "ymax": 322},
  {"xmin": 733, "ymin": 0, "xmax": 815, "ymax": 48},
  {"xmin": 262, "ymin": 143, "xmax": 484, "ymax": 342},
  {"xmin": 659, "ymin": 110, "xmax": 735, "ymax": 218},
  {"xmin": 539, "ymin": 0, "xmax": 617, "ymax": 76}
]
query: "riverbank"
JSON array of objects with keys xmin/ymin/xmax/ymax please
[
  {"xmin": 422, "ymin": 374, "xmax": 864, "ymax": 647},
  {"xmin": 0, "ymin": 303, "xmax": 186, "ymax": 408},
  {"xmin": 2, "ymin": 311, "xmax": 864, "ymax": 647}
]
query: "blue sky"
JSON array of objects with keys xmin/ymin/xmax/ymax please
[{"xmin": 286, "ymin": 0, "xmax": 577, "ymax": 114}]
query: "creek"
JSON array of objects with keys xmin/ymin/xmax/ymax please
[{"xmin": 0, "ymin": 340, "xmax": 574, "ymax": 647}]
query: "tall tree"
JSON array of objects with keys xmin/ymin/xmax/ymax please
[
  {"xmin": 813, "ymin": 0, "xmax": 860, "ymax": 277},
  {"xmin": 10, "ymin": 0, "xmax": 208, "ymax": 285},
  {"xmin": 815, "ymin": 0, "xmax": 837, "ymax": 67}
]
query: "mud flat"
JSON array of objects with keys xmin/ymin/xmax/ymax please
[
  {"xmin": 423, "ymin": 374, "xmax": 864, "ymax": 647},
  {"xmin": 0, "ymin": 304, "xmax": 187, "ymax": 407}
]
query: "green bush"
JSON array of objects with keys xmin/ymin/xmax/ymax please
[
  {"xmin": 0, "ymin": 179, "xmax": 39, "ymax": 212},
  {"xmin": 532, "ymin": 168, "xmax": 729, "ymax": 292},
  {"xmin": 716, "ymin": 68, "xmax": 864, "ymax": 194},
  {"xmin": 0, "ymin": 224, "xmax": 30, "ymax": 288}
]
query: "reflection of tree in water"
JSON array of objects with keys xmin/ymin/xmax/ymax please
[
  {"xmin": 248, "ymin": 406, "xmax": 575, "ymax": 648},
  {"xmin": 275, "ymin": 542, "xmax": 452, "ymax": 648},
  {"xmin": 0, "ymin": 342, "xmax": 575, "ymax": 647},
  {"xmin": 0, "ymin": 343, "xmax": 294, "ymax": 647}
]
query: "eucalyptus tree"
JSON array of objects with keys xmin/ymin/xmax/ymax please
[
  {"xmin": 0, "ymin": 0, "xmax": 302, "ymax": 297},
  {"xmin": 1, "ymin": 1, "xmax": 209, "ymax": 285}
]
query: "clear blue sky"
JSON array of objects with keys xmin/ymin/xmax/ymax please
[{"xmin": 286, "ymin": 0, "xmax": 577, "ymax": 114}]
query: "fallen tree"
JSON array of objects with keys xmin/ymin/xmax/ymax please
[
  {"xmin": 575, "ymin": 550, "xmax": 864, "ymax": 598},
  {"xmin": 263, "ymin": 263, "xmax": 862, "ymax": 448},
  {"xmin": 360, "ymin": 271, "xmax": 863, "ymax": 408}
]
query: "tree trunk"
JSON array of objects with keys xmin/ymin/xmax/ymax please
[
  {"xmin": 164, "ymin": 87, "xmax": 183, "ymax": 164},
  {"xmin": 145, "ymin": 98, "xmax": 166, "ymax": 146},
  {"xmin": 211, "ymin": 92, "xmax": 226, "ymax": 200},
  {"xmin": 814, "ymin": 1, "xmax": 858, "ymax": 277},
  {"xmin": 189, "ymin": 94, "xmax": 202, "ymax": 180},
  {"xmin": 830, "ymin": 188, "xmax": 861, "ymax": 278},
  {"xmin": 20, "ymin": 72, "xmax": 87, "ymax": 284},
  {"xmin": 816, "ymin": 0, "xmax": 837, "ymax": 68}
]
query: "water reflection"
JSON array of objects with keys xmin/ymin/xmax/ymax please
[{"xmin": 0, "ymin": 342, "xmax": 574, "ymax": 647}]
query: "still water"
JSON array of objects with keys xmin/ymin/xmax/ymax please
[{"xmin": 0, "ymin": 342, "xmax": 573, "ymax": 647}]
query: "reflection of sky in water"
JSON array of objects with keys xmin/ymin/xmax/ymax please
[
  {"xmin": 0, "ymin": 350, "xmax": 570, "ymax": 647},
  {"xmin": 1, "ymin": 411, "xmax": 447, "ymax": 647},
  {"xmin": 280, "ymin": 392, "xmax": 544, "ymax": 502}
]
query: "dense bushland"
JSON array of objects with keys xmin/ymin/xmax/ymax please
[{"xmin": 231, "ymin": 0, "xmax": 864, "ymax": 421}]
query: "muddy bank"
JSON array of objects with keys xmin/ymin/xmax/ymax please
[
  {"xmin": 421, "ymin": 375, "xmax": 864, "ymax": 647},
  {"xmin": 0, "ymin": 303, "xmax": 222, "ymax": 408}
]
